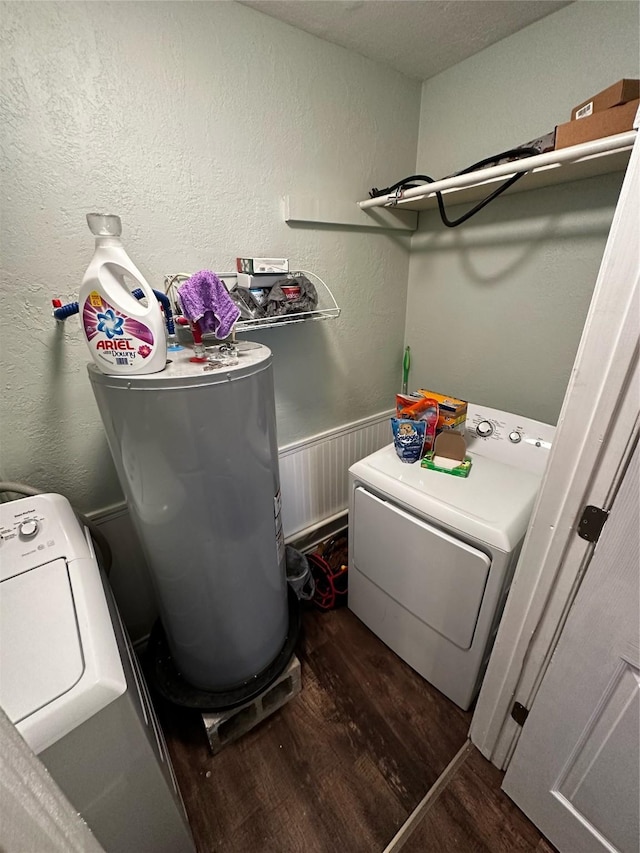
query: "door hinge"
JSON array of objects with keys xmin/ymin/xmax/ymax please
[
  {"xmin": 511, "ymin": 701, "xmax": 529, "ymax": 726},
  {"xmin": 577, "ymin": 505, "xmax": 609, "ymax": 543}
]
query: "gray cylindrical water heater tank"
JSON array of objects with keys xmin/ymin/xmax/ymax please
[{"xmin": 88, "ymin": 344, "xmax": 288, "ymax": 692}]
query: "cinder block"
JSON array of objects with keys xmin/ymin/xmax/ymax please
[{"xmin": 202, "ymin": 655, "xmax": 301, "ymax": 754}]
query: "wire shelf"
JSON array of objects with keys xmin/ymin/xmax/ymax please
[{"xmin": 163, "ymin": 269, "xmax": 340, "ymax": 335}]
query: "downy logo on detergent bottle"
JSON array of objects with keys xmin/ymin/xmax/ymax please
[{"xmin": 80, "ymin": 214, "xmax": 167, "ymax": 375}]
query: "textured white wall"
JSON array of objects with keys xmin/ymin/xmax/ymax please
[
  {"xmin": 406, "ymin": 1, "xmax": 639, "ymax": 424},
  {"xmin": 0, "ymin": 1, "xmax": 420, "ymax": 512}
]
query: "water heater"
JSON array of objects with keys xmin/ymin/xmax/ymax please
[{"xmin": 88, "ymin": 343, "xmax": 288, "ymax": 692}]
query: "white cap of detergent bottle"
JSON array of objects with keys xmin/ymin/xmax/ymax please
[{"xmin": 79, "ymin": 213, "xmax": 167, "ymax": 375}]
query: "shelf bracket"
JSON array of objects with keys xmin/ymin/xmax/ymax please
[{"xmin": 283, "ymin": 195, "xmax": 417, "ymax": 232}]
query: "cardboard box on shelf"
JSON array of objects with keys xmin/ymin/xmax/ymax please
[
  {"xmin": 236, "ymin": 257, "xmax": 289, "ymax": 275},
  {"xmin": 555, "ymin": 99, "xmax": 640, "ymax": 150},
  {"xmin": 236, "ymin": 272, "xmax": 286, "ymax": 290},
  {"xmin": 571, "ymin": 79, "xmax": 640, "ymax": 121}
]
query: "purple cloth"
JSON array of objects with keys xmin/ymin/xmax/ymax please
[{"xmin": 177, "ymin": 270, "xmax": 240, "ymax": 339}]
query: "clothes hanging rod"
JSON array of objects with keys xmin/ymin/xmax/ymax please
[{"xmin": 358, "ymin": 130, "xmax": 637, "ymax": 210}]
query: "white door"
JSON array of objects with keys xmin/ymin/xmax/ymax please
[{"xmin": 502, "ymin": 442, "xmax": 640, "ymax": 853}]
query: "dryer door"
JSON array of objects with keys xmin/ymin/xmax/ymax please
[{"xmin": 352, "ymin": 487, "xmax": 491, "ymax": 650}]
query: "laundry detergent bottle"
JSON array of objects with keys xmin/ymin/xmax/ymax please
[{"xmin": 80, "ymin": 213, "xmax": 167, "ymax": 375}]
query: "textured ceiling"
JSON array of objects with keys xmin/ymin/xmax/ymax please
[{"xmin": 239, "ymin": 0, "xmax": 572, "ymax": 80}]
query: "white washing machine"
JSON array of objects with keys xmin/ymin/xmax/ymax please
[
  {"xmin": 348, "ymin": 403, "xmax": 555, "ymax": 710},
  {"xmin": 0, "ymin": 493, "xmax": 194, "ymax": 853}
]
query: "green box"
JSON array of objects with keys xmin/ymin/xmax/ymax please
[{"xmin": 421, "ymin": 453, "xmax": 472, "ymax": 478}]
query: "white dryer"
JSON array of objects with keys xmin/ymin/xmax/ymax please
[{"xmin": 348, "ymin": 404, "xmax": 554, "ymax": 710}]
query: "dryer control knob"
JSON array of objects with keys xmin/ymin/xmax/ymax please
[
  {"xmin": 476, "ymin": 420, "xmax": 494, "ymax": 438},
  {"xmin": 509, "ymin": 431, "xmax": 522, "ymax": 443},
  {"xmin": 19, "ymin": 519, "xmax": 39, "ymax": 539}
]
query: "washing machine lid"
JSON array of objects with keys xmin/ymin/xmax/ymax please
[
  {"xmin": 0, "ymin": 559, "xmax": 84, "ymax": 724},
  {"xmin": 0, "ymin": 555, "xmax": 127, "ymax": 754},
  {"xmin": 349, "ymin": 444, "xmax": 542, "ymax": 551}
]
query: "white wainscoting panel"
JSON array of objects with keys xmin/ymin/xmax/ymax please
[{"xmin": 279, "ymin": 411, "xmax": 392, "ymax": 540}]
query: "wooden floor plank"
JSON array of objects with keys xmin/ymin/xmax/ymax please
[
  {"xmin": 401, "ymin": 746, "xmax": 549, "ymax": 853},
  {"xmin": 299, "ymin": 610, "xmax": 471, "ymax": 812},
  {"xmin": 534, "ymin": 839, "xmax": 559, "ymax": 852},
  {"xmin": 383, "ymin": 741, "xmax": 474, "ymax": 853},
  {"xmin": 325, "ymin": 610, "xmax": 472, "ymax": 792}
]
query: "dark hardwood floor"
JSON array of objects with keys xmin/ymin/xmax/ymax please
[
  {"xmin": 156, "ymin": 607, "xmax": 471, "ymax": 852},
  {"xmin": 155, "ymin": 608, "xmax": 553, "ymax": 853},
  {"xmin": 400, "ymin": 743, "xmax": 556, "ymax": 853}
]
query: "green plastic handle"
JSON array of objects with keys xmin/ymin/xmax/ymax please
[{"xmin": 402, "ymin": 345, "xmax": 411, "ymax": 394}]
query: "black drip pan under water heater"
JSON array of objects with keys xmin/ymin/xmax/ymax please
[{"xmin": 146, "ymin": 588, "xmax": 301, "ymax": 712}]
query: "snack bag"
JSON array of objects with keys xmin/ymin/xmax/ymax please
[
  {"xmin": 395, "ymin": 394, "xmax": 439, "ymax": 453},
  {"xmin": 392, "ymin": 418, "xmax": 427, "ymax": 464},
  {"xmin": 396, "ymin": 393, "xmax": 430, "ymax": 419}
]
